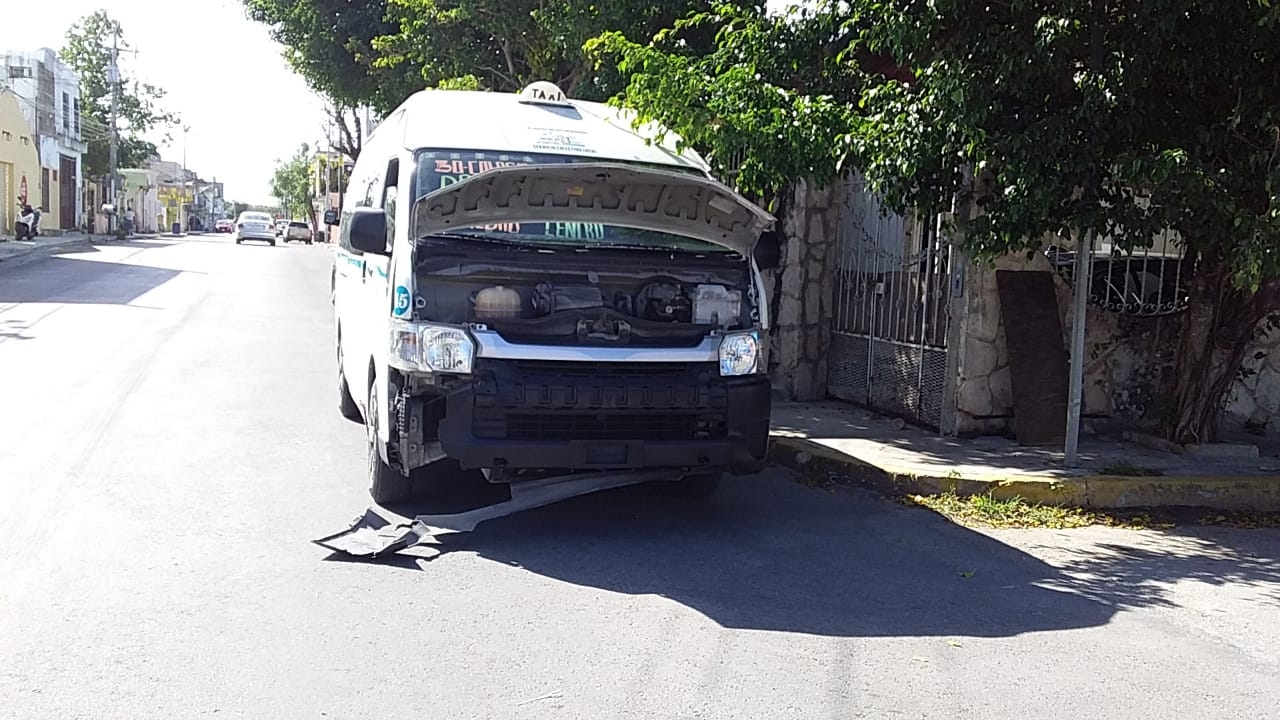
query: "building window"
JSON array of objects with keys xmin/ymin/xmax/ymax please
[
  {"xmin": 7, "ymin": 65, "xmax": 32, "ymax": 79},
  {"xmin": 62, "ymin": 91, "xmax": 71, "ymax": 132},
  {"xmin": 41, "ymin": 169, "xmax": 50, "ymax": 212},
  {"xmin": 73, "ymin": 98, "xmax": 81, "ymax": 136}
]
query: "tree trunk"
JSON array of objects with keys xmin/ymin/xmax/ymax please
[{"xmin": 1167, "ymin": 252, "xmax": 1280, "ymax": 444}]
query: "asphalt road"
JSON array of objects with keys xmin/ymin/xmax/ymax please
[{"xmin": 1, "ymin": 236, "xmax": 1278, "ymax": 719}]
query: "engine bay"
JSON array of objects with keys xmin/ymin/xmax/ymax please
[{"xmin": 413, "ymin": 242, "xmax": 757, "ymax": 346}]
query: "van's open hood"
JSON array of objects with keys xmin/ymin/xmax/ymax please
[{"xmin": 410, "ymin": 162, "xmax": 774, "ymax": 255}]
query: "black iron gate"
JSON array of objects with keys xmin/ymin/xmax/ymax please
[{"xmin": 827, "ymin": 178, "xmax": 952, "ymax": 428}]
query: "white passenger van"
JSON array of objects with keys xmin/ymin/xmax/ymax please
[{"xmin": 330, "ymin": 81, "xmax": 780, "ymax": 504}]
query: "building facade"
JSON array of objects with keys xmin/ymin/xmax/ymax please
[
  {"xmin": 0, "ymin": 89, "xmax": 41, "ymax": 235},
  {"xmin": 119, "ymin": 168, "xmax": 162, "ymax": 233},
  {"xmin": 2, "ymin": 48, "xmax": 86, "ymax": 231}
]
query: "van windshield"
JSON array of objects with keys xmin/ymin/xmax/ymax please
[{"xmin": 412, "ymin": 149, "xmax": 730, "ymax": 253}]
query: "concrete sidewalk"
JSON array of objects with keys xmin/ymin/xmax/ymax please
[
  {"xmin": 0, "ymin": 232, "xmax": 170, "ymax": 268},
  {"xmin": 769, "ymin": 401, "xmax": 1280, "ymax": 511},
  {"xmin": 0, "ymin": 233, "xmax": 100, "ymax": 268}
]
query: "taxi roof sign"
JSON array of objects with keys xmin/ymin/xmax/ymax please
[{"xmin": 518, "ymin": 81, "xmax": 571, "ymax": 106}]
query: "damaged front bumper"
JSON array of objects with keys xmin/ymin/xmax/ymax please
[
  {"xmin": 400, "ymin": 357, "xmax": 771, "ymax": 476},
  {"xmin": 314, "ymin": 468, "xmax": 685, "ymax": 558}
]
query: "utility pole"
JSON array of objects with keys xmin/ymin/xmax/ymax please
[
  {"xmin": 106, "ymin": 28, "xmax": 121, "ymax": 236},
  {"xmin": 181, "ymin": 124, "xmax": 190, "ymax": 233}
]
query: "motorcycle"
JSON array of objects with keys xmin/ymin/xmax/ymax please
[{"xmin": 14, "ymin": 204, "xmax": 40, "ymax": 241}]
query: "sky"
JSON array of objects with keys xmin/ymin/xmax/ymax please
[{"xmin": 1, "ymin": 0, "xmax": 327, "ymax": 205}]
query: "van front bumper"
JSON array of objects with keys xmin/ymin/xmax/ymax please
[{"xmin": 431, "ymin": 358, "xmax": 770, "ymax": 475}]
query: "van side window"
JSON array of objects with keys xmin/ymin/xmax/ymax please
[
  {"xmin": 339, "ymin": 163, "xmax": 385, "ymax": 254},
  {"xmin": 381, "ymin": 159, "xmax": 399, "ymax": 251}
]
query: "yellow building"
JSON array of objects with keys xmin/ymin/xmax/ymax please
[
  {"xmin": 156, "ymin": 183, "xmax": 189, "ymax": 231},
  {"xmin": 0, "ymin": 89, "xmax": 42, "ymax": 235}
]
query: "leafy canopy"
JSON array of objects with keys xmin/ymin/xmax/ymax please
[
  {"xmin": 245, "ymin": 0, "xmax": 756, "ymax": 115},
  {"xmin": 847, "ymin": 0, "xmax": 1280, "ymax": 292},
  {"xmin": 587, "ymin": 3, "xmax": 861, "ymax": 206},
  {"xmin": 60, "ymin": 10, "xmax": 179, "ymax": 180}
]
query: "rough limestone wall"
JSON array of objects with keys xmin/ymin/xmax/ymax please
[
  {"xmin": 951, "ymin": 253, "xmax": 1044, "ymax": 435},
  {"xmin": 767, "ymin": 179, "xmax": 840, "ymax": 401},
  {"xmin": 1224, "ymin": 325, "xmax": 1280, "ymax": 433},
  {"xmin": 953, "ymin": 242, "xmax": 1183, "ymax": 437}
]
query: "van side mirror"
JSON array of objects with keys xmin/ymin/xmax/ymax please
[
  {"xmin": 323, "ymin": 209, "xmax": 339, "ymax": 226},
  {"xmin": 349, "ymin": 207, "xmax": 388, "ymax": 255},
  {"xmin": 754, "ymin": 230, "xmax": 782, "ymax": 270}
]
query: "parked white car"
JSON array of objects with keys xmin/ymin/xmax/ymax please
[{"xmin": 235, "ymin": 212, "xmax": 276, "ymax": 245}]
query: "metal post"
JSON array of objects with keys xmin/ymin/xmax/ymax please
[
  {"xmin": 181, "ymin": 124, "xmax": 189, "ymax": 233},
  {"xmin": 106, "ymin": 29, "xmax": 120, "ymax": 236},
  {"xmin": 1064, "ymin": 228, "xmax": 1094, "ymax": 466}
]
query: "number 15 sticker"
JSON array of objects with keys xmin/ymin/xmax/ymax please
[{"xmin": 393, "ymin": 285, "xmax": 411, "ymax": 316}]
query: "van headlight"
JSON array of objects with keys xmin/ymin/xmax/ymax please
[
  {"xmin": 390, "ymin": 321, "xmax": 475, "ymax": 374},
  {"xmin": 718, "ymin": 331, "xmax": 761, "ymax": 376}
]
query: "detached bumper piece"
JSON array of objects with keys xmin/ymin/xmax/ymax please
[
  {"xmin": 314, "ymin": 469, "xmax": 682, "ymax": 559},
  {"xmin": 437, "ymin": 359, "xmax": 770, "ymax": 473}
]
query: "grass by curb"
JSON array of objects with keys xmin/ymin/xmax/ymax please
[
  {"xmin": 768, "ymin": 437, "xmax": 1280, "ymax": 529},
  {"xmin": 904, "ymin": 492, "xmax": 1280, "ymax": 530}
]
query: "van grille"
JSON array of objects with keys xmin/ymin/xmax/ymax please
[{"xmin": 470, "ymin": 359, "xmax": 728, "ymax": 442}]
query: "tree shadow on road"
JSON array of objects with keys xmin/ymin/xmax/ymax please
[
  {"xmin": 339, "ymin": 474, "xmax": 1123, "ymax": 639},
  {"xmin": 1016, "ymin": 526, "xmax": 1280, "ymax": 610}
]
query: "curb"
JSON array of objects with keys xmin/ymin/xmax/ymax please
[
  {"xmin": 0, "ymin": 237, "xmax": 96, "ymax": 269},
  {"xmin": 768, "ymin": 436, "xmax": 1280, "ymax": 512}
]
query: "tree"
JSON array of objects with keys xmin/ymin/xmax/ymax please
[
  {"xmin": 270, "ymin": 144, "xmax": 314, "ymax": 219},
  {"xmin": 245, "ymin": 0, "xmax": 753, "ymax": 114},
  {"xmin": 598, "ymin": 1, "xmax": 1280, "ymax": 443},
  {"xmin": 323, "ymin": 101, "xmax": 365, "ymax": 163},
  {"xmin": 587, "ymin": 4, "xmax": 859, "ymax": 207},
  {"xmin": 375, "ymin": 0, "xmax": 749, "ymax": 102},
  {"xmin": 60, "ymin": 11, "xmax": 179, "ymax": 181}
]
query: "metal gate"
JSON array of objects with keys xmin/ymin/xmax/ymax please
[{"xmin": 827, "ymin": 178, "xmax": 953, "ymax": 428}]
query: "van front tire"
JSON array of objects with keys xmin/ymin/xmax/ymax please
[
  {"xmin": 336, "ymin": 339, "xmax": 362, "ymax": 422},
  {"xmin": 368, "ymin": 383, "xmax": 413, "ymax": 505}
]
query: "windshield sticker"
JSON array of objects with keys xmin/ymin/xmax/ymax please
[
  {"xmin": 393, "ymin": 285, "xmax": 411, "ymax": 316},
  {"xmin": 546, "ymin": 222, "xmax": 605, "ymax": 240},
  {"xmin": 529, "ymin": 127, "xmax": 596, "ymax": 155}
]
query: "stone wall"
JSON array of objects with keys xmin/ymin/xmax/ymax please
[
  {"xmin": 1224, "ymin": 319, "xmax": 1280, "ymax": 433},
  {"xmin": 947, "ymin": 245, "xmax": 1176, "ymax": 436},
  {"xmin": 950, "ymin": 252, "xmax": 1044, "ymax": 435},
  {"xmin": 766, "ymin": 179, "xmax": 840, "ymax": 401},
  {"xmin": 945, "ymin": 243, "xmax": 1280, "ymax": 439}
]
